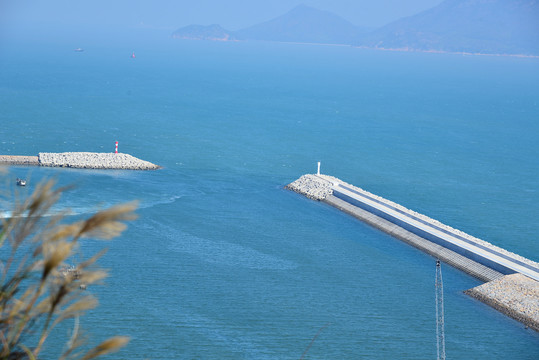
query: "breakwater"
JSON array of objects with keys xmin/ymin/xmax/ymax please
[
  {"xmin": 286, "ymin": 174, "xmax": 539, "ymax": 331},
  {"xmin": 0, "ymin": 152, "xmax": 160, "ymax": 170},
  {"xmin": 465, "ymin": 274, "xmax": 539, "ymax": 331},
  {"xmin": 0, "ymin": 155, "xmax": 39, "ymax": 166}
]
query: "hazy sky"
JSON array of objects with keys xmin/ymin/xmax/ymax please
[{"xmin": 2, "ymin": 0, "xmax": 444, "ymax": 36}]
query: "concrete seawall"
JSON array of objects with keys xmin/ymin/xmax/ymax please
[
  {"xmin": 324, "ymin": 194, "xmax": 504, "ymax": 282},
  {"xmin": 0, "ymin": 155, "xmax": 39, "ymax": 166},
  {"xmin": 331, "ymin": 183, "xmax": 539, "ymax": 279},
  {"xmin": 0, "ymin": 152, "xmax": 160, "ymax": 170},
  {"xmin": 286, "ymin": 173, "xmax": 539, "ymax": 331}
]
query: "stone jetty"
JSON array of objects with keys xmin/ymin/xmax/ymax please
[
  {"xmin": 0, "ymin": 152, "xmax": 160, "ymax": 170},
  {"xmin": 0, "ymin": 155, "xmax": 39, "ymax": 166},
  {"xmin": 465, "ymin": 274, "xmax": 539, "ymax": 331},
  {"xmin": 285, "ymin": 174, "xmax": 333, "ymax": 200},
  {"xmin": 286, "ymin": 173, "xmax": 539, "ymax": 331}
]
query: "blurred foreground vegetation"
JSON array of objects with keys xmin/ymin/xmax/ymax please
[{"xmin": 0, "ymin": 174, "xmax": 136, "ymax": 359}]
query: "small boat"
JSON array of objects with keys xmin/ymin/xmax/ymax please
[
  {"xmin": 59, "ymin": 265, "xmax": 86, "ymax": 289},
  {"xmin": 74, "ymin": 48, "xmax": 84, "ymax": 52},
  {"xmin": 59, "ymin": 265, "xmax": 81, "ymax": 280},
  {"xmin": 16, "ymin": 178, "xmax": 26, "ymax": 186},
  {"xmin": 131, "ymin": 51, "xmax": 136, "ymax": 58}
]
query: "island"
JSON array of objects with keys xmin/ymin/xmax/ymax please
[{"xmin": 172, "ymin": 2, "xmax": 539, "ymax": 57}]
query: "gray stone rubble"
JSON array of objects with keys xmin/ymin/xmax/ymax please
[
  {"xmin": 465, "ymin": 274, "xmax": 539, "ymax": 331},
  {"xmin": 285, "ymin": 174, "xmax": 333, "ymax": 200},
  {"xmin": 38, "ymin": 152, "xmax": 160, "ymax": 170}
]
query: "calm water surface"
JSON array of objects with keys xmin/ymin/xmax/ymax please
[{"xmin": 1, "ymin": 39, "xmax": 538, "ymax": 359}]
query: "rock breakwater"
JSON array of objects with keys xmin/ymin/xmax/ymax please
[
  {"xmin": 287, "ymin": 174, "xmax": 539, "ymax": 270},
  {"xmin": 286, "ymin": 173, "xmax": 539, "ymax": 331},
  {"xmin": 285, "ymin": 174, "xmax": 333, "ymax": 200},
  {"xmin": 38, "ymin": 152, "xmax": 160, "ymax": 170},
  {"xmin": 465, "ymin": 274, "xmax": 539, "ymax": 331}
]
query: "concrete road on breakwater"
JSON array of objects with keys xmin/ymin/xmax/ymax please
[{"xmin": 286, "ymin": 173, "xmax": 539, "ymax": 331}]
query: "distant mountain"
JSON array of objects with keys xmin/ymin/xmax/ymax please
[
  {"xmin": 172, "ymin": 1, "xmax": 539, "ymax": 56},
  {"xmin": 356, "ymin": 0, "xmax": 539, "ymax": 56},
  {"xmin": 171, "ymin": 5, "xmax": 368, "ymax": 45},
  {"xmin": 171, "ymin": 24, "xmax": 235, "ymax": 41},
  {"xmin": 235, "ymin": 4, "xmax": 368, "ymax": 44}
]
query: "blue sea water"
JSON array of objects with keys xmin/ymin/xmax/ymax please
[{"xmin": 1, "ymin": 38, "xmax": 538, "ymax": 359}]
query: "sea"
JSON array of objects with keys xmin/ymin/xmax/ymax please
[{"xmin": 0, "ymin": 35, "xmax": 538, "ymax": 359}]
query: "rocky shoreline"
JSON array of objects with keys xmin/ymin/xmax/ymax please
[{"xmin": 0, "ymin": 152, "xmax": 160, "ymax": 170}]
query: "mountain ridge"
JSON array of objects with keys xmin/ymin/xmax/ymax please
[
  {"xmin": 171, "ymin": 1, "xmax": 539, "ymax": 56},
  {"xmin": 357, "ymin": 0, "xmax": 539, "ymax": 56},
  {"xmin": 234, "ymin": 4, "xmax": 368, "ymax": 44}
]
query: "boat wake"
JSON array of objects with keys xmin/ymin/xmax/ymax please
[{"xmin": 0, "ymin": 192, "xmax": 184, "ymax": 220}]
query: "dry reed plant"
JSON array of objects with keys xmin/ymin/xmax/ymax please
[{"xmin": 0, "ymin": 177, "xmax": 137, "ymax": 359}]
